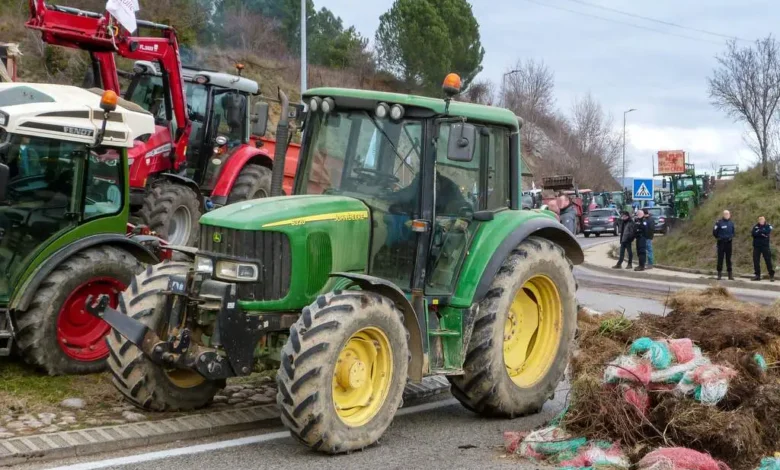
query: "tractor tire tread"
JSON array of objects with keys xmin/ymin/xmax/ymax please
[
  {"xmin": 227, "ymin": 164, "xmax": 272, "ymax": 204},
  {"xmin": 136, "ymin": 181, "xmax": 201, "ymax": 246}
]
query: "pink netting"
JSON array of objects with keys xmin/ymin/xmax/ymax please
[{"xmin": 638, "ymin": 448, "xmax": 730, "ymax": 470}]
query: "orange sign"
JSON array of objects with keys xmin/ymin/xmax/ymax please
[{"xmin": 657, "ymin": 150, "xmax": 686, "ymax": 175}]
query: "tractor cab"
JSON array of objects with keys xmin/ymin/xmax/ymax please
[
  {"xmin": 125, "ymin": 61, "xmax": 266, "ymax": 190},
  {"xmin": 0, "ymin": 84, "xmax": 154, "ymax": 300}
]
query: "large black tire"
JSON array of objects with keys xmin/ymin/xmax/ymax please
[
  {"xmin": 449, "ymin": 236, "xmax": 577, "ymax": 417},
  {"xmin": 105, "ymin": 261, "xmax": 223, "ymax": 411},
  {"xmin": 137, "ymin": 181, "xmax": 201, "ymax": 247},
  {"xmin": 583, "ymin": 233, "xmax": 591, "ymax": 238},
  {"xmin": 14, "ymin": 247, "xmax": 142, "ymax": 376},
  {"xmin": 277, "ymin": 291, "xmax": 409, "ymax": 454},
  {"xmin": 227, "ymin": 164, "xmax": 272, "ymax": 204}
]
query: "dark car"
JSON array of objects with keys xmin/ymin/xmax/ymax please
[
  {"xmin": 646, "ymin": 205, "xmax": 674, "ymax": 234},
  {"xmin": 583, "ymin": 208, "xmax": 619, "ymax": 237}
]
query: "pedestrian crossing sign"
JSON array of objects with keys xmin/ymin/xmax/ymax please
[{"xmin": 633, "ymin": 178, "xmax": 654, "ymax": 200}]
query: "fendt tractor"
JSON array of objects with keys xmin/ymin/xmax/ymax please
[
  {"xmin": 0, "ymin": 83, "xmax": 165, "ymax": 375},
  {"xmin": 88, "ymin": 75, "xmax": 583, "ymax": 453},
  {"xmin": 27, "ymin": 1, "xmax": 298, "ymax": 246}
]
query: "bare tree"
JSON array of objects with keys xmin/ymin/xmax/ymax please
[
  {"xmin": 570, "ymin": 93, "xmax": 622, "ymax": 177},
  {"xmin": 501, "ymin": 59, "xmax": 555, "ymax": 118},
  {"xmin": 709, "ymin": 36, "xmax": 780, "ymax": 176},
  {"xmin": 460, "ymin": 79, "xmax": 496, "ymax": 105}
]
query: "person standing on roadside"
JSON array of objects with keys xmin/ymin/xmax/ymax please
[
  {"xmin": 643, "ymin": 209, "xmax": 655, "ymax": 268},
  {"xmin": 634, "ymin": 209, "xmax": 647, "ymax": 271},
  {"xmin": 751, "ymin": 216, "xmax": 774, "ymax": 282},
  {"xmin": 612, "ymin": 211, "xmax": 635, "ymax": 269},
  {"xmin": 713, "ymin": 209, "xmax": 735, "ymax": 280}
]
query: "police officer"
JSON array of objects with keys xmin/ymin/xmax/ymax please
[
  {"xmin": 751, "ymin": 216, "xmax": 774, "ymax": 281},
  {"xmin": 634, "ymin": 209, "xmax": 647, "ymax": 271},
  {"xmin": 713, "ymin": 209, "xmax": 735, "ymax": 280}
]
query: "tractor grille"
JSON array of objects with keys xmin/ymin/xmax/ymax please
[{"xmin": 199, "ymin": 225, "xmax": 292, "ymax": 301}]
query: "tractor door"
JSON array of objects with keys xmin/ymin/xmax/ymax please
[
  {"xmin": 198, "ymin": 88, "xmax": 249, "ymax": 189},
  {"xmin": 425, "ymin": 123, "xmax": 511, "ymax": 295}
]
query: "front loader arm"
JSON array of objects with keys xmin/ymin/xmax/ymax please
[{"xmin": 27, "ymin": 0, "xmax": 191, "ymax": 169}]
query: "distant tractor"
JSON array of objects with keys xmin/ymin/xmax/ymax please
[
  {"xmin": 0, "ymin": 83, "xmax": 163, "ymax": 374},
  {"xmin": 88, "ymin": 75, "xmax": 583, "ymax": 453}
]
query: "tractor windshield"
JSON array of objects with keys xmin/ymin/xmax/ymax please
[
  {"xmin": 0, "ymin": 133, "xmax": 124, "ymax": 299},
  {"xmin": 675, "ymin": 177, "xmax": 695, "ymax": 192}
]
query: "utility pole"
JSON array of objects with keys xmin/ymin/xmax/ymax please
[
  {"xmin": 622, "ymin": 108, "xmax": 637, "ymax": 189},
  {"xmin": 300, "ymin": 0, "xmax": 307, "ymax": 99}
]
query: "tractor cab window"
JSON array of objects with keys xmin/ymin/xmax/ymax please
[
  {"xmin": 84, "ymin": 147, "xmax": 124, "ymax": 220},
  {"xmin": 300, "ymin": 110, "xmax": 424, "ymax": 289},
  {"xmin": 126, "ymin": 75, "xmax": 167, "ymax": 124},
  {"xmin": 212, "ymin": 90, "xmax": 248, "ymax": 147},
  {"xmin": 0, "ymin": 134, "xmax": 82, "ymax": 299}
]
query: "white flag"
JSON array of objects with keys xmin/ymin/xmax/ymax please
[{"xmin": 106, "ymin": 0, "xmax": 140, "ymax": 33}]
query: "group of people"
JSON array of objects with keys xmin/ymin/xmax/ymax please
[
  {"xmin": 612, "ymin": 209, "xmax": 655, "ymax": 272},
  {"xmin": 712, "ymin": 210, "xmax": 774, "ymax": 281}
]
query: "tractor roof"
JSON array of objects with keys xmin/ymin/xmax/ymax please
[
  {"xmin": 0, "ymin": 83, "xmax": 155, "ymax": 148},
  {"xmin": 304, "ymin": 87, "xmax": 520, "ymax": 130},
  {"xmin": 133, "ymin": 61, "xmax": 259, "ymax": 95}
]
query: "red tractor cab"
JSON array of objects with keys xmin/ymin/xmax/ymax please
[{"xmin": 542, "ymin": 176, "xmax": 584, "ymax": 235}]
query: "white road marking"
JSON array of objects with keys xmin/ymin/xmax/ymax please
[{"xmin": 47, "ymin": 398, "xmax": 459, "ymax": 470}]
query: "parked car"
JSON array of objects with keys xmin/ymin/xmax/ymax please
[
  {"xmin": 646, "ymin": 205, "xmax": 674, "ymax": 234},
  {"xmin": 582, "ymin": 208, "xmax": 619, "ymax": 237}
]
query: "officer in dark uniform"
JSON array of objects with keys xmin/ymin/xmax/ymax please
[
  {"xmin": 751, "ymin": 216, "xmax": 774, "ymax": 281},
  {"xmin": 634, "ymin": 209, "xmax": 647, "ymax": 271},
  {"xmin": 713, "ymin": 209, "xmax": 735, "ymax": 280}
]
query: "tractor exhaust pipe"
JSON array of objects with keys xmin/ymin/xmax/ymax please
[{"xmin": 270, "ymin": 88, "xmax": 290, "ymax": 197}]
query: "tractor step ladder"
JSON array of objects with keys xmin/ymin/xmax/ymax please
[{"xmin": 0, "ymin": 309, "xmax": 13, "ymax": 356}]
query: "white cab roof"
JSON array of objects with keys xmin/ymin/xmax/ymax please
[{"xmin": 0, "ymin": 83, "xmax": 155, "ymax": 148}]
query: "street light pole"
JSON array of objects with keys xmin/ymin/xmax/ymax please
[
  {"xmin": 300, "ymin": 0, "xmax": 307, "ymax": 97},
  {"xmin": 622, "ymin": 108, "xmax": 637, "ymax": 189},
  {"xmin": 502, "ymin": 69, "xmax": 521, "ymax": 107}
]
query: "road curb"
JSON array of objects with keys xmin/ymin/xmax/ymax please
[
  {"xmin": 0, "ymin": 376, "xmax": 451, "ymax": 467},
  {"xmin": 581, "ymin": 261, "xmax": 780, "ymax": 293}
]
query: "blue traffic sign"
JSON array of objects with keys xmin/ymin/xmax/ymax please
[{"xmin": 633, "ymin": 178, "xmax": 654, "ymax": 201}]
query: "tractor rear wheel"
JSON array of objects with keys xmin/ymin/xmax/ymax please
[
  {"xmin": 105, "ymin": 261, "xmax": 223, "ymax": 411},
  {"xmin": 449, "ymin": 236, "xmax": 577, "ymax": 417},
  {"xmin": 227, "ymin": 164, "xmax": 272, "ymax": 204},
  {"xmin": 277, "ymin": 291, "xmax": 408, "ymax": 454},
  {"xmin": 138, "ymin": 181, "xmax": 201, "ymax": 246},
  {"xmin": 14, "ymin": 247, "xmax": 142, "ymax": 375}
]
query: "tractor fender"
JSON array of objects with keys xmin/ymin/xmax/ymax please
[
  {"xmin": 473, "ymin": 217, "xmax": 584, "ymax": 302},
  {"xmin": 210, "ymin": 145, "xmax": 273, "ymax": 200},
  {"xmin": 329, "ymin": 272, "xmax": 425, "ymax": 382},
  {"xmin": 11, "ymin": 235, "xmax": 159, "ymax": 313}
]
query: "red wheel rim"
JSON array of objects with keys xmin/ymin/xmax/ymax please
[{"xmin": 56, "ymin": 277, "xmax": 126, "ymax": 362}]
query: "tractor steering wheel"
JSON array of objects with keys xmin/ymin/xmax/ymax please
[{"xmin": 352, "ymin": 168, "xmax": 399, "ymax": 187}]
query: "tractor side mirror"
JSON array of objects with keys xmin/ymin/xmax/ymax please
[
  {"xmin": 447, "ymin": 123, "xmax": 476, "ymax": 162},
  {"xmin": 0, "ymin": 163, "xmax": 9, "ymax": 203},
  {"xmin": 251, "ymin": 102, "xmax": 269, "ymax": 137},
  {"xmin": 662, "ymin": 178, "xmax": 667, "ymax": 189}
]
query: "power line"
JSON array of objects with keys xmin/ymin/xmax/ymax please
[
  {"xmin": 521, "ymin": 0, "xmax": 727, "ymax": 46},
  {"xmin": 561, "ymin": 0, "xmax": 751, "ymax": 42}
]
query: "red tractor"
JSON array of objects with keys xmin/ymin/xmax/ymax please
[
  {"xmin": 541, "ymin": 175, "xmax": 584, "ymax": 235},
  {"xmin": 27, "ymin": 1, "xmax": 298, "ymax": 245}
]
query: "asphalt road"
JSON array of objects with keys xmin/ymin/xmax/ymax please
[{"xmin": 28, "ymin": 233, "xmax": 759, "ymax": 470}]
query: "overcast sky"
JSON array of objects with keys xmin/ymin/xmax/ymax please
[{"xmin": 317, "ymin": 0, "xmax": 778, "ymax": 179}]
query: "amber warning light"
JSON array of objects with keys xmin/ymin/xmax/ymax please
[
  {"xmin": 442, "ymin": 73, "xmax": 462, "ymax": 96},
  {"xmin": 100, "ymin": 90, "xmax": 118, "ymax": 112}
]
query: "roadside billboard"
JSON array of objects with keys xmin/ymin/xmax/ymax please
[{"xmin": 657, "ymin": 150, "xmax": 686, "ymax": 175}]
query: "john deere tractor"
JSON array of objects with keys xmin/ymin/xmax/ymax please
[
  {"xmin": 0, "ymin": 83, "xmax": 164, "ymax": 375},
  {"xmin": 88, "ymin": 75, "xmax": 584, "ymax": 453}
]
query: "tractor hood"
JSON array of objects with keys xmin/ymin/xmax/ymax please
[{"xmin": 200, "ymin": 195, "xmax": 369, "ymax": 231}]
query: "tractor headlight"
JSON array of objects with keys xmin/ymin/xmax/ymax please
[
  {"xmin": 195, "ymin": 256, "xmax": 213, "ymax": 274},
  {"xmin": 216, "ymin": 260, "xmax": 259, "ymax": 282}
]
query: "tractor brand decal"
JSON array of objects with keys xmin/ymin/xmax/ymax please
[
  {"xmin": 139, "ymin": 44, "xmax": 159, "ymax": 53},
  {"xmin": 262, "ymin": 211, "xmax": 369, "ymax": 228},
  {"xmin": 145, "ymin": 143, "xmax": 172, "ymax": 158},
  {"xmin": 63, "ymin": 126, "xmax": 94, "ymax": 137},
  {"xmin": 213, "ymin": 232, "xmax": 223, "ymax": 243}
]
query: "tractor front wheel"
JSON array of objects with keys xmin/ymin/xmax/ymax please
[
  {"xmin": 227, "ymin": 164, "xmax": 272, "ymax": 204},
  {"xmin": 449, "ymin": 236, "xmax": 577, "ymax": 417},
  {"xmin": 277, "ymin": 291, "xmax": 409, "ymax": 454},
  {"xmin": 14, "ymin": 247, "xmax": 142, "ymax": 375},
  {"xmin": 106, "ymin": 261, "xmax": 223, "ymax": 410},
  {"xmin": 138, "ymin": 181, "xmax": 201, "ymax": 246}
]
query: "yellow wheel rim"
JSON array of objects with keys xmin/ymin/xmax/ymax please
[
  {"xmin": 165, "ymin": 369, "xmax": 205, "ymax": 388},
  {"xmin": 503, "ymin": 275, "xmax": 563, "ymax": 388},
  {"xmin": 332, "ymin": 327, "xmax": 393, "ymax": 427}
]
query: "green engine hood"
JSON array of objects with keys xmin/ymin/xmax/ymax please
[{"xmin": 201, "ymin": 195, "xmax": 369, "ymax": 230}]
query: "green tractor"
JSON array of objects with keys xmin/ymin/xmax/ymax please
[
  {"xmin": 0, "ymin": 84, "xmax": 164, "ymax": 375},
  {"xmin": 663, "ymin": 164, "xmax": 708, "ymax": 219},
  {"xmin": 87, "ymin": 76, "xmax": 584, "ymax": 453}
]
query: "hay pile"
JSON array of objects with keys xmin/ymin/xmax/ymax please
[{"xmin": 565, "ymin": 287, "xmax": 780, "ymax": 469}]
